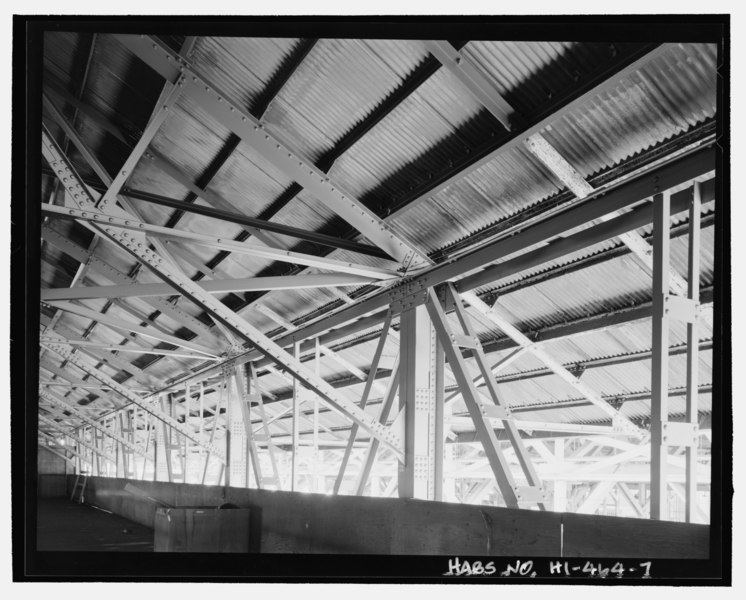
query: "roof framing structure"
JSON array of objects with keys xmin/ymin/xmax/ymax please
[{"xmin": 32, "ymin": 26, "xmax": 723, "ymax": 524}]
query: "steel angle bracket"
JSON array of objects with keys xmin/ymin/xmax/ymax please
[
  {"xmin": 387, "ymin": 278, "xmax": 431, "ymax": 316},
  {"xmin": 41, "ymin": 128, "xmax": 404, "ymax": 461},
  {"xmin": 114, "ymin": 34, "xmax": 426, "ymax": 272},
  {"xmin": 40, "ymin": 388, "xmax": 153, "ymax": 461}
]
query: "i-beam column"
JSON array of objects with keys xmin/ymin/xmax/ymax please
[
  {"xmin": 650, "ymin": 188, "xmax": 702, "ymax": 520},
  {"xmin": 398, "ymin": 305, "xmax": 437, "ymax": 499}
]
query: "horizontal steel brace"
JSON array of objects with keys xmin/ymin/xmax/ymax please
[
  {"xmin": 122, "ymin": 180, "xmax": 389, "ymax": 258},
  {"xmin": 41, "ymin": 273, "xmax": 380, "ymax": 302},
  {"xmin": 43, "ymin": 299, "xmax": 219, "ymax": 358},
  {"xmin": 41, "ymin": 224, "xmax": 226, "ymax": 349},
  {"xmin": 42, "ymin": 203, "xmax": 398, "ymax": 281},
  {"xmin": 40, "ymin": 338, "xmax": 214, "ymax": 359}
]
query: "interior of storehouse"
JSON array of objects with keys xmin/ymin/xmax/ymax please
[{"xmin": 27, "ymin": 19, "xmax": 727, "ymax": 575}]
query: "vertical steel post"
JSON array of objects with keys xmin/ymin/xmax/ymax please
[
  {"xmin": 434, "ymin": 338, "xmax": 445, "ymax": 501},
  {"xmin": 651, "ymin": 191, "xmax": 671, "ymax": 520},
  {"xmin": 398, "ymin": 305, "xmax": 437, "ymax": 499},
  {"xmin": 554, "ymin": 439, "xmax": 567, "ymax": 512},
  {"xmin": 313, "ymin": 339, "xmax": 320, "ymax": 493},
  {"xmin": 229, "ymin": 367, "xmax": 248, "ymax": 488},
  {"xmin": 292, "ymin": 342, "xmax": 301, "ymax": 492},
  {"xmin": 183, "ymin": 384, "xmax": 190, "ymax": 483},
  {"xmin": 224, "ymin": 374, "xmax": 232, "ymax": 490},
  {"xmin": 685, "ymin": 182, "xmax": 702, "ymax": 522}
]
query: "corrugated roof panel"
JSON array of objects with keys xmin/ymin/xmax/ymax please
[
  {"xmin": 206, "ymin": 145, "xmax": 298, "ymax": 221},
  {"xmin": 327, "ymin": 66, "xmax": 489, "ymax": 204},
  {"xmin": 148, "ymin": 94, "xmax": 233, "ymax": 186},
  {"xmin": 394, "ymin": 145, "xmax": 563, "ymax": 254},
  {"xmin": 266, "ymin": 39, "xmax": 428, "ymax": 163},
  {"xmin": 190, "ymin": 37, "xmax": 300, "ymax": 113},
  {"xmin": 44, "ymin": 31, "xmax": 85, "ymax": 89},
  {"xmin": 540, "ymin": 43, "xmax": 717, "ymax": 179},
  {"xmin": 460, "ymin": 41, "xmax": 639, "ymax": 117},
  {"xmin": 84, "ymin": 35, "xmax": 166, "ymax": 132},
  {"xmin": 491, "ymin": 253, "xmax": 652, "ymax": 333}
]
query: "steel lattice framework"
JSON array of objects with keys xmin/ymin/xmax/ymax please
[{"xmin": 36, "ymin": 32, "xmax": 718, "ymax": 522}]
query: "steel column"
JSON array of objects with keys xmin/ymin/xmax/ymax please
[
  {"xmin": 685, "ymin": 182, "xmax": 702, "ymax": 522},
  {"xmin": 651, "ymin": 191, "xmax": 671, "ymax": 520},
  {"xmin": 398, "ymin": 305, "xmax": 437, "ymax": 500}
]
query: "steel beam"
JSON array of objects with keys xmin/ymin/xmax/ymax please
[
  {"xmin": 41, "ymin": 224, "xmax": 225, "ymax": 348},
  {"xmin": 43, "ymin": 300, "xmax": 219, "ymax": 358},
  {"xmin": 685, "ymin": 182, "xmax": 702, "ymax": 523},
  {"xmin": 333, "ymin": 311, "xmax": 394, "ymax": 494},
  {"xmin": 123, "ymin": 177, "xmax": 389, "ymax": 258},
  {"xmin": 41, "ymin": 273, "xmax": 379, "ymax": 302},
  {"xmin": 462, "ymin": 290, "xmax": 644, "ymax": 438},
  {"xmin": 523, "ymin": 132, "xmax": 695, "ymax": 297},
  {"xmin": 650, "ymin": 191, "xmax": 671, "ymax": 520},
  {"xmin": 40, "ymin": 338, "xmax": 218, "ymax": 360},
  {"xmin": 116, "ymin": 34, "xmax": 427, "ymax": 270},
  {"xmin": 424, "ymin": 288, "xmax": 522, "ymax": 507},
  {"xmin": 43, "ymin": 203, "xmax": 398, "ymax": 280},
  {"xmin": 397, "ymin": 305, "xmax": 437, "ymax": 499},
  {"xmin": 388, "ymin": 43, "xmax": 669, "ymax": 221},
  {"xmin": 42, "ymin": 127, "xmax": 404, "ymax": 460},
  {"xmin": 157, "ymin": 148, "xmax": 715, "ymax": 395},
  {"xmin": 40, "ymin": 314, "xmax": 163, "ymax": 389},
  {"xmin": 422, "ymin": 40, "xmax": 516, "ymax": 131}
]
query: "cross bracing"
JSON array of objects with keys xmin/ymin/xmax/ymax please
[{"xmin": 36, "ymin": 31, "xmax": 720, "ymax": 521}]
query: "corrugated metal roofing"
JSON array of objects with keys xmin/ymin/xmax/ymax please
[
  {"xmin": 541, "ymin": 43, "xmax": 718, "ymax": 179},
  {"xmin": 266, "ymin": 39, "xmax": 428, "ymax": 163},
  {"xmin": 38, "ymin": 32, "xmax": 721, "ymax": 447},
  {"xmin": 190, "ymin": 37, "xmax": 301, "ymax": 114}
]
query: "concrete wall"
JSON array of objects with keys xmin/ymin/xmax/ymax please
[
  {"xmin": 38, "ymin": 447, "xmax": 70, "ymax": 498},
  {"xmin": 70, "ymin": 476, "xmax": 709, "ymax": 558}
]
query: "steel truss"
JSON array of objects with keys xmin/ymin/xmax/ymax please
[{"xmin": 37, "ymin": 35, "xmax": 715, "ymax": 522}]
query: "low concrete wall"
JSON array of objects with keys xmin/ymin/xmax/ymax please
[
  {"xmin": 70, "ymin": 476, "xmax": 709, "ymax": 557},
  {"xmin": 38, "ymin": 474, "xmax": 68, "ymax": 498}
]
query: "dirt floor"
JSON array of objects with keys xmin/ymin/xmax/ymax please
[{"xmin": 36, "ymin": 497, "xmax": 154, "ymax": 551}]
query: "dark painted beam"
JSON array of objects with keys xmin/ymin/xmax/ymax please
[{"xmin": 122, "ymin": 186, "xmax": 390, "ymax": 258}]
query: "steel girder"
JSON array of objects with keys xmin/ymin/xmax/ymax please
[
  {"xmin": 116, "ymin": 34, "xmax": 428, "ymax": 271},
  {"xmin": 40, "ymin": 224, "xmax": 226, "ymax": 348},
  {"xmin": 41, "ymin": 273, "xmax": 380, "ymax": 302},
  {"xmin": 121, "ymin": 162, "xmax": 389, "ymax": 258},
  {"xmin": 41, "ymin": 127, "xmax": 405, "ymax": 461},
  {"xmin": 42, "ymin": 203, "xmax": 398, "ymax": 280},
  {"xmin": 148, "ymin": 140, "xmax": 713, "ymax": 402},
  {"xmin": 42, "ymin": 300, "xmax": 220, "ymax": 358}
]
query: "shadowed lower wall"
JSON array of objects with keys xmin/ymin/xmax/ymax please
[{"xmin": 63, "ymin": 475, "xmax": 709, "ymax": 557}]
